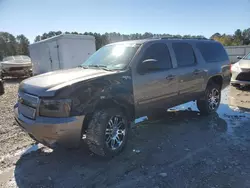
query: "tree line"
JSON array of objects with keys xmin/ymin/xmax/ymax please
[
  {"xmin": 210, "ymin": 28, "xmax": 250, "ymax": 46},
  {"xmin": 1, "ymin": 28, "xmax": 250, "ymax": 60},
  {"xmin": 0, "ymin": 32, "xmax": 30, "ymax": 60}
]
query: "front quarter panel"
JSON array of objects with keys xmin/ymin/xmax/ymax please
[{"xmin": 56, "ymin": 70, "xmax": 134, "ymax": 118}]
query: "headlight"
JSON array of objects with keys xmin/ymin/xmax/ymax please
[
  {"xmin": 231, "ymin": 63, "xmax": 241, "ymax": 72},
  {"xmin": 39, "ymin": 99, "xmax": 71, "ymax": 117}
]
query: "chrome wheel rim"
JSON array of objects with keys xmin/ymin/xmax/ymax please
[
  {"xmin": 208, "ymin": 88, "xmax": 220, "ymax": 110},
  {"xmin": 105, "ymin": 116, "xmax": 126, "ymax": 150}
]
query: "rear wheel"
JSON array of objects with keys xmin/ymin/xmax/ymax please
[
  {"xmin": 86, "ymin": 108, "xmax": 129, "ymax": 157},
  {"xmin": 197, "ymin": 82, "xmax": 221, "ymax": 115}
]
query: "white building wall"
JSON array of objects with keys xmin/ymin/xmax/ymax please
[{"xmin": 224, "ymin": 45, "xmax": 250, "ymax": 63}]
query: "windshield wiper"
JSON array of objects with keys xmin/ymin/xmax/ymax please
[
  {"xmin": 88, "ymin": 65, "xmax": 107, "ymax": 68},
  {"xmin": 78, "ymin": 65, "xmax": 89, "ymax": 69},
  {"xmin": 87, "ymin": 65, "xmax": 112, "ymax": 71}
]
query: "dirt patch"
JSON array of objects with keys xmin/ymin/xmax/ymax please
[{"xmin": 0, "ymin": 83, "xmax": 250, "ymax": 188}]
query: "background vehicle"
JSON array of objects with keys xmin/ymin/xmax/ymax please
[
  {"xmin": 231, "ymin": 52, "xmax": 250, "ymax": 87},
  {"xmin": 14, "ymin": 38, "xmax": 230, "ymax": 157},
  {"xmin": 0, "ymin": 70, "xmax": 4, "ymax": 95},
  {"xmin": 1, "ymin": 55, "xmax": 32, "ymax": 79},
  {"xmin": 29, "ymin": 34, "xmax": 96, "ymax": 75},
  {"xmin": 225, "ymin": 45, "xmax": 250, "ymax": 64}
]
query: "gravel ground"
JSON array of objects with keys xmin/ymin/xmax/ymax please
[{"xmin": 0, "ymin": 80, "xmax": 250, "ymax": 188}]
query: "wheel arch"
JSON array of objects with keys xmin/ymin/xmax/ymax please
[
  {"xmin": 82, "ymin": 97, "xmax": 135, "ymax": 132},
  {"xmin": 206, "ymin": 75, "xmax": 223, "ymax": 89}
]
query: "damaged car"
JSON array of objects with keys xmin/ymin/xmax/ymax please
[
  {"xmin": 231, "ymin": 52, "xmax": 250, "ymax": 87},
  {"xmin": 14, "ymin": 38, "xmax": 230, "ymax": 157},
  {"xmin": 1, "ymin": 55, "xmax": 32, "ymax": 79}
]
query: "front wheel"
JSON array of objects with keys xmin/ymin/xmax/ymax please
[
  {"xmin": 0, "ymin": 81, "xmax": 4, "ymax": 95},
  {"xmin": 86, "ymin": 108, "xmax": 129, "ymax": 157},
  {"xmin": 197, "ymin": 83, "xmax": 221, "ymax": 115}
]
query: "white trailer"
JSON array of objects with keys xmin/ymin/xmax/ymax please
[
  {"xmin": 224, "ymin": 45, "xmax": 250, "ymax": 64},
  {"xmin": 29, "ymin": 34, "xmax": 96, "ymax": 75}
]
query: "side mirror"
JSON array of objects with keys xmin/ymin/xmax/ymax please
[
  {"xmin": 237, "ymin": 56, "xmax": 243, "ymax": 60},
  {"xmin": 138, "ymin": 59, "xmax": 158, "ymax": 73}
]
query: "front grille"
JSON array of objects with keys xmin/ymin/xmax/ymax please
[
  {"xmin": 236, "ymin": 72, "xmax": 250, "ymax": 81},
  {"xmin": 18, "ymin": 92, "xmax": 39, "ymax": 119},
  {"xmin": 9, "ymin": 67, "xmax": 25, "ymax": 71}
]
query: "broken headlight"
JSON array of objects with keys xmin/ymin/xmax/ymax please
[{"xmin": 39, "ymin": 99, "xmax": 71, "ymax": 117}]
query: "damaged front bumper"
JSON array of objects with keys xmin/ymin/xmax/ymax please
[{"xmin": 14, "ymin": 104, "xmax": 85, "ymax": 148}]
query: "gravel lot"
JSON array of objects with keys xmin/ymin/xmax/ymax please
[{"xmin": 0, "ymin": 80, "xmax": 250, "ymax": 188}]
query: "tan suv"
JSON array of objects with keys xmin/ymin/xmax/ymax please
[{"xmin": 15, "ymin": 38, "xmax": 231, "ymax": 157}]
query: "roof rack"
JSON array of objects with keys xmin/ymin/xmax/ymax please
[{"xmin": 160, "ymin": 37, "xmax": 209, "ymax": 40}]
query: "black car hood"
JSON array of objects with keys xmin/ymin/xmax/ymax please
[{"xmin": 19, "ymin": 68, "xmax": 116, "ymax": 97}]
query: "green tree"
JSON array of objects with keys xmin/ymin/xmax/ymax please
[
  {"xmin": 242, "ymin": 28, "xmax": 250, "ymax": 45},
  {"xmin": 0, "ymin": 32, "xmax": 18, "ymax": 60},
  {"xmin": 34, "ymin": 35, "xmax": 41, "ymax": 42},
  {"xmin": 16, "ymin": 34, "xmax": 30, "ymax": 55}
]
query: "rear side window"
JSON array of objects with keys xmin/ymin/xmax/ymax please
[
  {"xmin": 172, "ymin": 43, "xmax": 196, "ymax": 67},
  {"xmin": 142, "ymin": 43, "xmax": 172, "ymax": 70},
  {"xmin": 197, "ymin": 42, "xmax": 228, "ymax": 62}
]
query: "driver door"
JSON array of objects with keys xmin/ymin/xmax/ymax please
[{"xmin": 132, "ymin": 42, "xmax": 179, "ymax": 117}]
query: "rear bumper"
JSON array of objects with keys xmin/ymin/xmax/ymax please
[
  {"xmin": 231, "ymin": 70, "xmax": 250, "ymax": 85},
  {"xmin": 14, "ymin": 105, "xmax": 85, "ymax": 148},
  {"xmin": 231, "ymin": 80, "xmax": 250, "ymax": 85}
]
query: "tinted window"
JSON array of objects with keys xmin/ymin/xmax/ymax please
[
  {"xmin": 172, "ymin": 43, "xmax": 196, "ymax": 67},
  {"xmin": 141, "ymin": 43, "xmax": 172, "ymax": 70},
  {"xmin": 197, "ymin": 42, "xmax": 228, "ymax": 62}
]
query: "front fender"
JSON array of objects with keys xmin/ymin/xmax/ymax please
[{"xmin": 60, "ymin": 71, "xmax": 134, "ymax": 118}]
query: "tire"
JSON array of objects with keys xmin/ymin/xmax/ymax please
[
  {"xmin": 86, "ymin": 108, "xmax": 129, "ymax": 157},
  {"xmin": 0, "ymin": 81, "xmax": 4, "ymax": 95},
  {"xmin": 197, "ymin": 82, "xmax": 221, "ymax": 115}
]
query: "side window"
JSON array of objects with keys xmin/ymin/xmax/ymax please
[
  {"xmin": 172, "ymin": 43, "xmax": 196, "ymax": 67},
  {"xmin": 141, "ymin": 43, "xmax": 172, "ymax": 71},
  {"xmin": 244, "ymin": 52, "xmax": 250, "ymax": 60},
  {"xmin": 196, "ymin": 42, "xmax": 229, "ymax": 62}
]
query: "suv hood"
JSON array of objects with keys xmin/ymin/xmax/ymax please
[
  {"xmin": 19, "ymin": 68, "xmax": 116, "ymax": 97},
  {"xmin": 239, "ymin": 59, "xmax": 250, "ymax": 69}
]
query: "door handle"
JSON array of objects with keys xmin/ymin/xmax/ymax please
[
  {"xmin": 166, "ymin": 75, "xmax": 175, "ymax": 80},
  {"xmin": 193, "ymin": 69, "xmax": 202, "ymax": 75}
]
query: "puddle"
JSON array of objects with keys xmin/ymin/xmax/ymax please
[
  {"xmin": 21, "ymin": 144, "xmax": 41, "ymax": 156},
  {"xmin": 135, "ymin": 116, "xmax": 148, "ymax": 124},
  {"xmin": 0, "ymin": 144, "xmax": 43, "ymax": 169},
  {"xmin": 149, "ymin": 87, "xmax": 250, "ymax": 136}
]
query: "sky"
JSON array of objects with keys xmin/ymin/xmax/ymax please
[{"xmin": 0, "ymin": 0, "xmax": 249, "ymax": 42}]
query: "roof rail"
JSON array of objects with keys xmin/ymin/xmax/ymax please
[{"xmin": 160, "ymin": 37, "xmax": 209, "ymax": 40}]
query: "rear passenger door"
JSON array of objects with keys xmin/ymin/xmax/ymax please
[
  {"xmin": 133, "ymin": 42, "xmax": 179, "ymax": 116},
  {"xmin": 172, "ymin": 42, "xmax": 205, "ymax": 102}
]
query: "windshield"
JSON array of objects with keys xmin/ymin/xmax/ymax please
[
  {"xmin": 243, "ymin": 53, "xmax": 250, "ymax": 60},
  {"xmin": 81, "ymin": 44, "xmax": 140, "ymax": 70},
  {"xmin": 3, "ymin": 55, "xmax": 30, "ymax": 61},
  {"xmin": 3, "ymin": 56, "xmax": 14, "ymax": 61}
]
